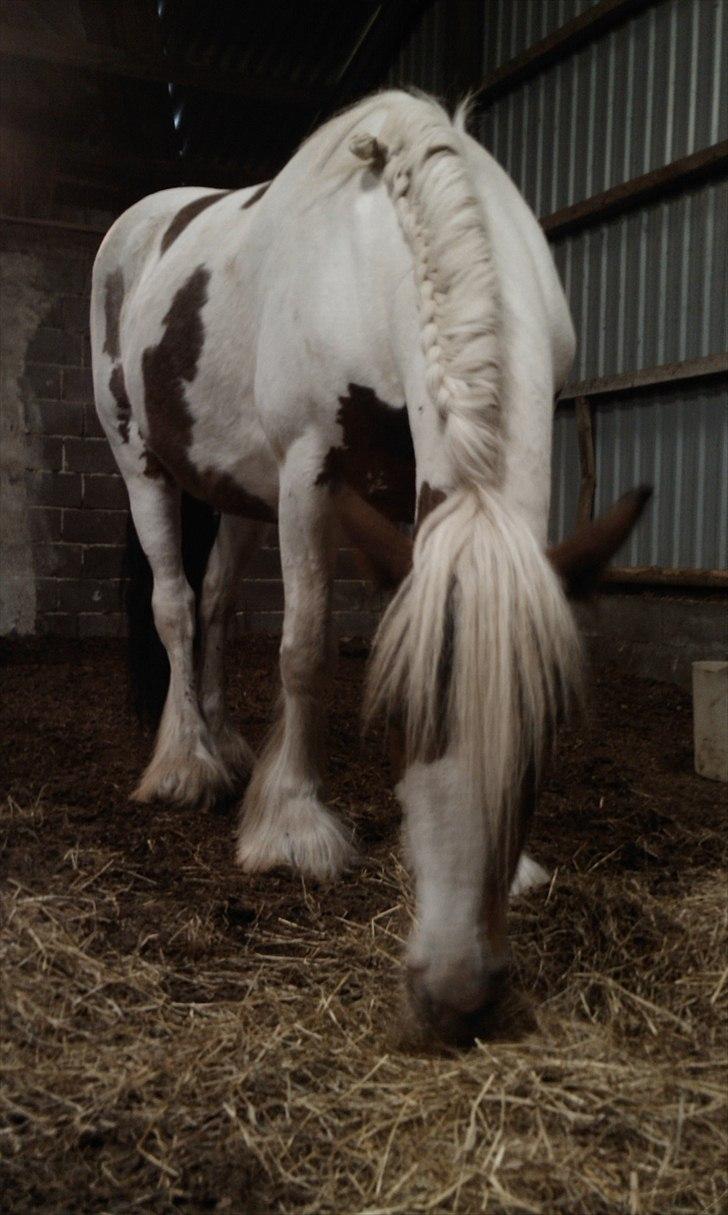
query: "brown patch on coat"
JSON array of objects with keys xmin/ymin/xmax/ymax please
[
  {"xmin": 415, "ymin": 481, "xmax": 447, "ymax": 536},
  {"xmin": 141, "ymin": 265, "xmax": 275, "ymax": 520},
  {"xmin": 102, "ymin": 269, "xmax": 124, "ymax": 360},
  {"xmin": 142, "ymin": 264, "xmax": 209, "ymax": 455},
  {"xmin": 108, "ymin": 364, "xmax": 131, "ymax": 444},
  {"xmin": 316, "ymin": 383, "xmax": 415, "ymax": 522},
  {"xmin": 160, "ymin": 191, "xmax": 232, "ymax": 255},
  {"xmin": 241, "ymin": 182, "xmax": 270, "ymax": 210}
]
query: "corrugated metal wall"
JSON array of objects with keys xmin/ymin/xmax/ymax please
[{"xmin": 388, "ymin": 0, "xmax": 728, "ymax": 570}]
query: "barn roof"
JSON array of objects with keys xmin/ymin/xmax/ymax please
[{"xmin": 1, "ymin": 0, "xmax": 432, "ymax": 221}]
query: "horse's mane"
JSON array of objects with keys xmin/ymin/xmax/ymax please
[
  {"xmin": 317, "ymin": 91, "xmax": 582, "ymax": 882},
  {"xmin": 300, "ymin": 89, "xmax": 504, "ymax": 494}
]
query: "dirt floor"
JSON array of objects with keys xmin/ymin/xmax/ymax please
[{"xmin": 1, "ymin": 635, "xmax": 726, "ymax": 1214}]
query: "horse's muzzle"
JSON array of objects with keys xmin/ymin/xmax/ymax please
[{"xmin": 405, "ymin": 962, "xmax": 509, "ymax": 1048}]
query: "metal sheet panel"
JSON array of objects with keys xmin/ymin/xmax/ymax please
[
  {"xmin": 386, "ymin": 0, "xmax": 727, "ymax": 571},
  {"xmin": 386, "ymin": 1, "xmax": 450, "ymax": 95},
  {"xmin": 550, "ymin": 380, "xmax": 728, "ymax": 568},
  {"xmin": 482, "ymin": 0, "xmax": 595, "ymax": 77},
  {"xmin": 550, "ymin": 178, "xmax": 727, "ymax": 381},
  {"xmin": 478, "ymin": 0, "xmax": 728, "ymax": 210}
]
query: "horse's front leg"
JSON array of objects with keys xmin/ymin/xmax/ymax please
[{"xmin": 236, "ymin": 442, "xmax": 356, "ymax": 880}]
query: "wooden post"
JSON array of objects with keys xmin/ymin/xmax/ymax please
[
  {"xmin": 575, "ymin": 394, "xmax": 596, "ymax": 525},
  {"xmin": 693, "ymin": 661, "xmax": 728, "ymax": 782}
]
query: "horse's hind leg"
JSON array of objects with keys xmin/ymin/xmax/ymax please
[
  {"xmin": 126, "ymin": 471, "xmax": 232, "ymax": 808},
  {"xmin": 236, "ymin": 441, "xmax": 355, "ymax": 880},
  {"xmin": 198, "ymin": 514, "xmax": 261, "ymax": 777}
]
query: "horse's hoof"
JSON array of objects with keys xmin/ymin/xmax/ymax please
[
  {"xmin": 131, "ymin": 743, "xmax": 233, "ymax": 809},
  {"xmin": 235, "ymin": 793, "xmax": 357, "ymax": 881},
  {"xmin": 213, "ymin": 724, "xmax": 256, "ymax": 779},
  {"xmin": 510, "ymin": 852, "xmax": 550, "ymax": 897}
]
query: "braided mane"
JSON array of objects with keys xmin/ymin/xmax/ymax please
[
  {"xmin": 349, "ymin": 94, "xmax": 504, "ymax": 493},
  {"xmin": 331, "ymin": 93, "xmax": 582, "ymax": 884}
]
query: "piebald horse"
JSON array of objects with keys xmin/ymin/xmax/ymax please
[{"xmin": 91, "ymin": 91, "xmax": 647, "ymax": 1045}]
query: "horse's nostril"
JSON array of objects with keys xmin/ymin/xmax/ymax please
[{"xmin": 406, "ymin": 965, "xmax": 509, "ymax": 1048}]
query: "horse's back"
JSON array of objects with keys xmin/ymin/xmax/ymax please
[{"xmin": 93, "ymin": 187, "xmax": 214, "ymax": 307}]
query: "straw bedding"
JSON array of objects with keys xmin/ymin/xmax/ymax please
[{"xmin": 1, "ymin": 636, "xmax": 726, "ymax": 1213}]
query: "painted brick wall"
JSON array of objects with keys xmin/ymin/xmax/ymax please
[{"xmin": 0, "ymin": 218, "xmax": 379, "ymax": 640}]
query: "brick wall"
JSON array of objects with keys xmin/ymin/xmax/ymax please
[{"xmin": 0, "ymin": 217, "xmax": 379, "ymax": 640}]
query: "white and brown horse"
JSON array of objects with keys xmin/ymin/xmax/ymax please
[{"xmin": 91, "ymin": 91, "xmax": 647, "ymax": 1045}]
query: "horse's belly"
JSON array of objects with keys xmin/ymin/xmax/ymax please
[{"xmin": 143, "ymin": 379, "xmax": 279, "ymax": 520}]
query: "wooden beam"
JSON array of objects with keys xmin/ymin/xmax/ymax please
[
  {"xmin": 542, "ymin": 141, "xmax": 728, "ymax": 239},
  {"xmin": 558, "ymin": 355, "xmax": 728, "ymax": 405},
  {"xmin": 603, "ymin": 567, "xmax": 728, "ymax": 590},
  {"xmin": 0, "ymin": 23, "xmax": 330, "ymax": 106},
  {"xmin": 476, "ymin": 0, "xmax": 656, "ymax": 105},
  {"xmin": 0, "ymin": 213, "xmax": 108, "ymax": 238},
  {"xmin": 575, "ymin": 396, "xmax": 596, "ymax": 526},
  {"xmin": 1, "ymin": 124, "xmax": 271, "ymax": 189}
]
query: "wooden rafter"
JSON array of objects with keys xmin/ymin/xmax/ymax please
[
  {"xmin": 1, "ymin": 123, "xmax": 271, "ymax": 198},
  {"xmin": 0, "ymin": 22, "xmax": 331, "ymax": 106},
  {"xmin": 542, "ymin": 141, "xmax": 728, "ymax": 240},
  {"xmin": 558, "ymin": 355, "xmax": 728, "ymax": 405}
]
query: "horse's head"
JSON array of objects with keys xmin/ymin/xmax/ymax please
[
  {"xmin": 334, "ymin": 481, "xmax": 653, "ymax": 598},
  {"xmin": 336, "ymin": 482, "xmax": 651, "ymax": 1046}
]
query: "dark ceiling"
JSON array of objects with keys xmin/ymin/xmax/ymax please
[{"xmin": 1, "ymin": 0, "xmax": 432, "ymax": 220}]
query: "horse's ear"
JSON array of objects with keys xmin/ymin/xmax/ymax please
[
  {"xmin": 547, "ymin": 486, "xmax": 653, "ymax": 598},
  {"xmin": 333, "ymin": 483, "xmax": 412, "ymax": 588},
  {"xmin": 335, "ymin": 483, "xmax": 653, "ymax": 599}
]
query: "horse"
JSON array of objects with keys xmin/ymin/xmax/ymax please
[{"xmin": 91, "ymin": 90, "xmax": 646, "ymax": 1046}]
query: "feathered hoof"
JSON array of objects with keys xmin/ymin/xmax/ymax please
[
  {"xmin": 510, "ymin": 852, "xmax": 550, "ymax": 898},
  {"xmin": 131, "ymin": 743, "xmax": 233, "ymax": 810},
  {"xmin": 235, "ymin": 794, "xmax": 357, "ymax": 881},
  {"xmin": 213, "ymin": 724, "xmax": 256, "ymax": 780}
]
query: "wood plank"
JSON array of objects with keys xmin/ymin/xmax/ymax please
[
  {"xmin": 542, "ymin": 140, "xmax": 728, "ymax": 239},
  {"xmin": 575, "ymin": 396, "xmax": 596, "ymax": 525},
  {"xmin": 558, "ymin": 355, "xmax": 728, "ymax": 404},
  {"xmin": 0, "ymin": 213, "xmax": 108, "ymax": 238},
  {"xmin": 603, "ymin": 567, "xmax": 728, "ymax": 590},
  {"xmin": 475, "ymin": 0, "xmax": 655, "ymax": 105},
  {"xmin": 0, "ymin": 124, "xmax": 270, "ymax": 188}
]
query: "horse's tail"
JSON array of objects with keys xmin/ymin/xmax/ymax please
[
  {"xmin": 358, "ymin": 94, "xmax": 583, "ymax": 877},
  {"xmin": 123, "ymin": 493, "xmax": 219, "ymax": 728}
]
